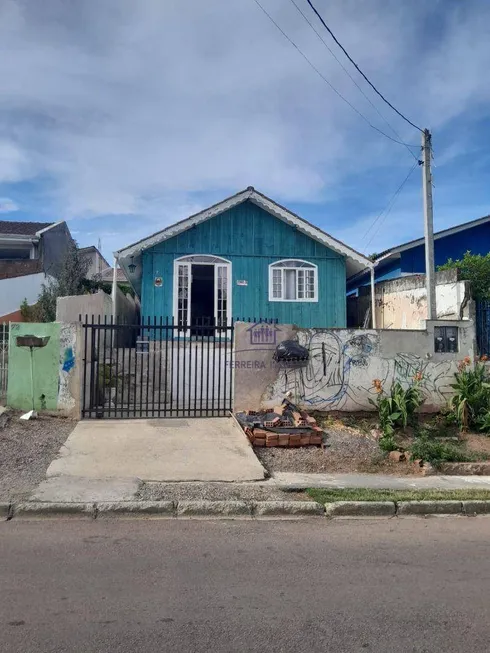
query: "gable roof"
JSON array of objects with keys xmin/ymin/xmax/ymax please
[
  {"xmin": 0, "ymin": 220, "xmax": 54, "ymax": 236},
  {"xmin": 376, "ymin": 213, "xmax": 490, "ymax": 263},
  {"xmin": 116, "ymin": 187, "xmax": 372, "ymax": 280},
  {"xmin": 79, "ymin": 245, "xmax": 111, "ymax": 269}
]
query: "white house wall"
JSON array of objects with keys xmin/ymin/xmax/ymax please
[{"xmin": 0, "ymin": 272, "xmax": 49, "ymax": 317}]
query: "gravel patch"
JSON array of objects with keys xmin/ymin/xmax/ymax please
[
  {"xmin": 137, "ymin": 482, "xmax": 309, "ymax": 502},
  {"xmin": 0, "ymin": 411, "xmax": 76, "ymax": 501},
  {"xmin": 255, "ymin": 423, "xmax": 413, "ymax": 475}
]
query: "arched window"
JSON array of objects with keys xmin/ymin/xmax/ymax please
[{"xmin": 269, "ymin": 260, "xmax": 318, "ymax": 302}]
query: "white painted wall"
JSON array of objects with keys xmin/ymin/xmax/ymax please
[
  {"xmin": 0, "ymin": 272, "xmax": 49, "ymax": 316},
  {"xmin": 374, "ymin": 271, "xmax": 472, "ymax": 329}
]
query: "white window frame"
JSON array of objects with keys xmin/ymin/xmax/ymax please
[
  {"xmin": 268, "ymin": 259, "xmax": 318, "ymax": 302},
  {"xmin": 173, "ymin": 255, "xmax": 232, "ymax": 326}
]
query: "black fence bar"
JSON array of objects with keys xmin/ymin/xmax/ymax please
[
  {"xmin": 476, "ymin": 300, "xmax": 490, "ymax": 356},
  {"xmin": 81, "ymin": 317, "xmax": 281, "ymax": 419}
]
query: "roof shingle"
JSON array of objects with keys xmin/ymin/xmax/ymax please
[{"xmin": 0, "ymin": 220, "xmax": 54, "ymax": 236}]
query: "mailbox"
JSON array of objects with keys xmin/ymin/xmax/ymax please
[{"xmin": 16, "ymin": 335, "xmax": 50, "ymax": 348}]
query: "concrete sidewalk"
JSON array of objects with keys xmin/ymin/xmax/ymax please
[
  {"xmin": 46, "ymin": 418, "xmax": 266, "ymax": 482},
  {"xmin": 270, "ymin": 472, "xmax": 490, "ymax": 490}
]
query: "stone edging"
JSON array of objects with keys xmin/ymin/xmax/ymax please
[{"xmin": 3, "ymin": 499, "xmax": 490, "ymax": 520}]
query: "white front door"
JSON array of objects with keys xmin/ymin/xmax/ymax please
[
  {"xmin": 175, "ymin": 261, "xmax": 191, "ymax": 326},
  {"xmin": 173, "ymin": 256, "xmax": 231, "ymax": 327},
  {"xmin": 215, "ymin": 264, "xmax": 230, "ymax": 327}
]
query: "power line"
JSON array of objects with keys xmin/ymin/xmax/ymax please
[
  {"xmin": 305, "ymin": 0, "xmax": 423, "ymax": 133},
  {"xmin": 251, "ymin": 0, "xmax": 419, "ymax": 149},
  {"xmin": 288, "ymin": 0, "xmax": 418, "ymax": 161},
  {"xmin": 363, "ymin": 160, "xmax": 419, "ymax": 252}
]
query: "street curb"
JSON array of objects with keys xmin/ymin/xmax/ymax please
[
  {"xmin": 461, "ymin": 500, "xmax": 490, "ymax": 515},
  {"xmin": 13, "ymin": 502, "xmax": 96, "ymax": 519},
  {"xmin": 176, "ymin": 500, "xmax": 252, "ymax": 518},
  {"xmin": 96, "ymin": 501, "xmax": 175, "ymax": 518},
  {"xmin": 253, "ymin": 501, "xmax": 324, "ymax": 518},
  {"xmin": 4, "ymin": 499, "xmax": 490, "ymax": 520},
  {"xmin": 325, "ymin": 501, "xmax": 395, "ymax": 518},
  {"xmin": 396, "ymin": 500, "xmax": 463, "ymax": 516}
]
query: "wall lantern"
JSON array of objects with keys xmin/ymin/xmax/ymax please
[{"xmin": 128, "ymin": 256, "xmax": 136, "ymax": 274}]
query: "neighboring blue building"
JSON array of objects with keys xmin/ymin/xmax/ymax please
[
  {"xmin": 347, "ymin": 213, "xmax": 490, "ymax": 294},
  {"xmin": 117, "ymin": 187, "xmax": 372, "ymax": 329}
]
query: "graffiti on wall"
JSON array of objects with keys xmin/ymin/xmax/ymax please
[
  {"xmin": 58, "ymin": 324, "xmax": 76, "ymax": 410},
  {"xmin": 266, "ymin": 329, "xmax": 457, "ymax": 411},
  {"xmin": 62, "ymin": 347, "xmax": 75, "ymax": 373}
]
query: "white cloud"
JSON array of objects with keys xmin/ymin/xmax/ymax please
[
  {"xmin": 0, "ymin": 197, "xmax": 19, "ymax": 213},
  {"xmin": 0, "ymin": 0, "xmax": 488, "ymax": 251}
]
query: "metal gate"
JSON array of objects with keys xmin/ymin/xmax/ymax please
[
  {"xmin": 476, "ymin": 300, "xmax": 490, "ymax": 355},
  {"xmin": 81, "ymin": 318, "xmax": 234, "ymax": 419}
]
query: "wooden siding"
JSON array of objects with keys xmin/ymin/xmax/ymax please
[{"xmin": 141, "ymin": 200, "xmax": 346, "ymax": 327}]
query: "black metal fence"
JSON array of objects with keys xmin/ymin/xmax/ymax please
[
  {"xmin": 476, "ymin": 301, "xmax": 490, "ymax": 355},
  {"xmin": 81, "ymin": 316, "xmax": 276, "ymax": 419}
]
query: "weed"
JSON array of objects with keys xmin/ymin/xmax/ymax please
[
  {"xmin": 369, "ymin": 378, "xmax": 424, "ymax": 452},
  {"xmin": 450, "ymin": 359, "xmax": 490, "ymax": 431},
  {"xmin": 409, "ymin": 437, "xmax": 478, "ymax": 467}
]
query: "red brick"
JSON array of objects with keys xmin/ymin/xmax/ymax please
[
  {"xmin": 310, "ymin": 435, "xmax": 322, "ymax": 445},
  {"xmin": 289, "ymin": 435, "xmax": 301, "ymax": 447},
  {"xmin": 266, "ymin": 433, "xmax": 279, "ymax": 445},
  {"xmin": 306, "ymin": 415, "xmax": 317, "ymax": 425},
  {"xmin": 300, "ymin": 435, "xmax": 311, "ymax": 446},
  {"xmin": 254, "ymin": 438, "xmax": 266, "ymax": 447},
  {"xmin": 254, "ymin": 429, "xmax": 267, "ymax": 437},
  {"xmin": 292, "ymin": 411, "xmax": 302, "ymax": 425},
  {"xmin": 278, "ymin": 434, "xmax": 290, "ymax": 447}
]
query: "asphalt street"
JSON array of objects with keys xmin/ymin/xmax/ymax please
[{"xmin": 1, "ymin": 517, "xmax": 490, "ymax": 652}]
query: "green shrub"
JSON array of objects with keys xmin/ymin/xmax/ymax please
[
  {"xmin": 410, "ymin": 437, "xmax": 477, "ymax": 466},
  {"xmin": 378, "ymin": 435, "xmax": 397, "ymax": 452},
  {"xmin": 450, "ymin": 359, "xmax": 490, "ymax": 431},
  {"xmin": 370, "ymin": 379, "xmax": 424, "ymax": 438}
]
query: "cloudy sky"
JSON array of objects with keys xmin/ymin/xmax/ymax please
[{"xmin": 0, "ymin": 0, "xmax": 489, "ymax": 260}]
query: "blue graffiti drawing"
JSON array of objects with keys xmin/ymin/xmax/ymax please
[
  {"xmin": 273, "ymin": 331, "xmax": 382, "ymax": 409},
  {"xmin": 62, "ymin": 347, "xmax": 75, "ymax": 372}
]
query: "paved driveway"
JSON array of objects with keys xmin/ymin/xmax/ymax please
[{"xmin": 46, "ymin": 417, "xmax": 266, "ymax": 482}]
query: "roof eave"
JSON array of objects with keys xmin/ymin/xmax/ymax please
[{"xmin": 116, "ymin": 187, "xmax": 373, "ymax": 271}]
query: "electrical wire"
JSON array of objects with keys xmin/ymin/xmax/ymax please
[
  {"xmin": 363, "ymin": 160, "xmax": 419, "ymax": 253},
  {"xmin": 288, "ymin": 0, "xmax": 418, "ymax": 161},
  {"xmin": 252, "ymin": 0, "xmax": 419, "ymax": 149},
  {"xmin": 305, "ymin": 0, "xmax": 423, "ymax": 133}
]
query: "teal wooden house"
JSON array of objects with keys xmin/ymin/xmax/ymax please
[{"xmin": 116, "ymin": 187, "xmax": 372, "ymax": 329}]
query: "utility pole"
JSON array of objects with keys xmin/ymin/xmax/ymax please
[{"xmin": 422, "ymin": 128, "xmax": 436, "ymax": 320}]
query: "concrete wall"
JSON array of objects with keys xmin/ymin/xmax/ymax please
[
  {"xmin": 0, "ymin": 272, "xmax": 50, "ymax": 318},
  {"xmin": 233, "ymin": 320, "xmax": 476, "ymax": 413},
  {"xmin": 7, "ymin": 321, "xmax": 81, "ymax": 418},
  {"xmin": 56, "ymin": 290, "xmax": 112, "ymax": 323},
  {"xmin": 41, "ymin": 221, "xmax": 74, "ymax": 278},
  {"xmin": 56, "ymin": 288, "xmax": 138, "ymax": 325},
  {"xmin": 374, "ymin": 269, "xmax": 472, "ymax": 329}
]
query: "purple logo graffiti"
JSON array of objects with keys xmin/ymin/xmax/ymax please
[{"xmin": 246, "ymin": 322, "xmax": 281, "ymax": 347}]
